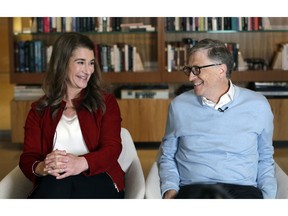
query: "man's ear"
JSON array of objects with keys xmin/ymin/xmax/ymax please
[{"xmin": 219, "ymin": 64, "xmax": 227, "ymax": 77}]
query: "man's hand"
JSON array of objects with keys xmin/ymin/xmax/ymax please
[{"xmin": 163, "ymin": 189, "xmax": 177, "ymax": 199}]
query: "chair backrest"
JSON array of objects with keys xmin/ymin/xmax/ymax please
[
  {"xmin": 275, "ymin": 162, "xmax": 288, "ymax": 199},
  {"xmin": 118, "ymin": 128, "xmax": 138, "ymax": 172},
  {"xmin": 0, "ymin": 165, "xmax": 33, "ymax": 198},
  {"xmin": 118, "ymin": 127, "xmax": 145, "ymax": 198}
]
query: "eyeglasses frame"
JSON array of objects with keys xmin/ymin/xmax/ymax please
[{"xmin": 182, "ymin": 63, "xmax": 222, "ymax": 76}]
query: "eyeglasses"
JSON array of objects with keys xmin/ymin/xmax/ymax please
[{"xmin": 182, "ymin": 64, "xmax": 222, "ymax": 76}]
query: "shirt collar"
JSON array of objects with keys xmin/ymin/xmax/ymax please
[{"xmin": 202, "ymin": 80, "xmax": 235, "ymax": 110}]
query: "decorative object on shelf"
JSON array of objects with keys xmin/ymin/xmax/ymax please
[{"xmin": 245, "ymin": 58, "xmax": 267, "ymax": 70}]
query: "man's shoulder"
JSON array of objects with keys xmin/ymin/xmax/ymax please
[
  {"xmin": 174, "ymin": 90, "xmax": 196, "ymax": 101},
  {"xmin": 235, "ymin": 86, "xmax": 271, "ymax": 111},
  {"xmin": 235, "ymin": 85, "xmax": 267, "ymax": 101},
  {"xmin": 170, "ymin": 90, "xmax": 200, "ymax": 109}
]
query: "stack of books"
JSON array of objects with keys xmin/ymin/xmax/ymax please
[
  {"xmin": 118, "ymin": 85, "xmax": 169, "ymax": 99},
  {"xmin": 14, "ymin": 85, "xmax": 44, "ymax": 100},
  {"xmin": 254, "ymin": 82, "xmax": 288, "ymax": 98}
]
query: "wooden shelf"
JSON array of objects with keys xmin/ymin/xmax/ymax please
[
  {"xmin": 102, "ymin": 71, "xmax": 161, "ymax": 84},
  {"xmin": 10, "ymin": 70, "xmax": 288, "ymax": 85},
  {"xmin": 162, "ymin": 70, "xmax": 288, "ymax": 83},
  {"xmin": 9, "ymin": 71, "xmax": 163, "ymax": 85},
  {"xmin": 11, "ymin": 98, "xmax": 288, "ymax": 143},
  {"xmin": 231, "ymin": 70, "xmax": 288, "ymax": 82},
  {"xmin": 10, "ymin": 72, "xmax": 45, "ymax": 84}
]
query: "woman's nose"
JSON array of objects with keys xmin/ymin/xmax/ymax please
[{"xmin": 83, "ymin": 64, "xmax": 93, "ymax": 74}]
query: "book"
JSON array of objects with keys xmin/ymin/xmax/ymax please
[
  {"xmin": 36, "ymin": 17, "xmax": 44, "ymax": 33},
  {"xmin": 56, "ymin": 17, "xmax": 62, "ymax": 32},
  {"xmin": 100, "ymin": 44, "xmax": 109, "ymax": 72},
  {"xmin": 43, "ymin": 17, "xmax": 51, "ymax": 33},
  {"xmin": 166, "ymin": 43, "xmax": 174, "ymax": 72},
  {"xmin": 34, "ymin": 40, "xmax": 43, "ymax": 72},
  {"xmin": 121, "ymin": 88, "xmax": 169, "ymax": 99},
  {"xmin": 65, "ymin": 17, "xmax": 72, "ymax": 32},
  {"xmin": 14, "ymin": 41, "xmax": 20, "ymax": 72},
  {"xmin": 134, "ymin": 51, "xmax": 144, "ymax": 72},
  {"xmin": 254, "ymin": 82, "xmax": 288, "ymax": 97},
  {"xmin": 112, "ymin": 17, "xmax": 122, "ymax": 31},
  {"xmin": 282, "ymin": 43, "xmax": 288, "ymax": 70},
  {"xmin": 50, "ymin": 17, "xmax": 57, "ymax": 32},
  {"xmin": 14, "ymin": 85, "xmax": 44, "ymax": 100},
  {"xmin": 18, "ymin": 41, "xmax": 25, "ymax": 72},
  {"xmin": 24, "ymin": 41, "xmax": 30, "ymax": 72},
  {"xmin": 29, "ymin": 40, "xmax": 35, "ymax": 72}
]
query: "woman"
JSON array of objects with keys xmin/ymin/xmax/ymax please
[{"xmin": 19, "ymin": 32, "xmax": 125, "ymax": 198}]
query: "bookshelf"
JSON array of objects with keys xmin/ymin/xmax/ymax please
[
  {"xmin": 9, "ymin": 17, "xmax": 162, "ymax": 84},
  {"xmin": 9, "ymin": 17, "xmax": 288, "ymax": 84},
  {"xmin": 7, "ymin": 17, "xmax": 288, "ymax": 143},
  {"xmin": 163, "ymin": 17, "xmax": 288, "ymax": 83}
]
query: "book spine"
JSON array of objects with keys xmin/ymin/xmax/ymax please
[
  {"xmin": 29, "ymin": 40, "xmax": 35, "ymax": 72},
  {"xmin": 24, "ymin": 41, "xmax": 30, "ymax": 72}
]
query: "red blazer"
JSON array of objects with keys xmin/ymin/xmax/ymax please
[{"xmin": 19, "ymin": 93, "xmax": 125, "ymax": 191}]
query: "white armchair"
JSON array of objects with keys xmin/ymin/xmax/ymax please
[
  {"xmin": 118, "ymin": 127, "xmax": 145, "ymax": 198},
  {"xmin": 0, "ymin": 128, "xmax": 145, "ymax": 199},
  {"xmin": 145, "ymin": 160, "xmax": 288, "ymax": 199}
]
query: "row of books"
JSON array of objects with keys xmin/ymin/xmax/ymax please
[
  {"xmin": 165, "ymin": 38, "xmax": 239, "ymax": 72},
  {"xmin": 116, "ymin": 85, "xmax": 170, "ymax": 99},
  {"xmin": 165, "ymin": 17, "xmax": 271, "ymax": 32},
  {"xmin": 14, "ymin": 40, "xmax": 52, "ymax": 73},
  {"xmin": 14, "ymin": 40, "xmax": 145, "ymax": 73},
  {"xmin": 120, "ymin": 82, "xmax": 288, "ymax": 99},
  {"xmin": 14, "ymin": 84, "xmax": 170, "ymax": 100},
  {"xmin": 253, "ymin": 82, "xmax": 288, "ymax": 98},
  {"xmin": 29, "ymin": 17, "xmax": 155, "ymax": 33},
  {"xmin": 94, "ymin": 43, "xmax": 144, "ymax": 72}
]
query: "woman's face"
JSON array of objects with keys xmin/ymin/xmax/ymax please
[{"xmin": 66, "ymin": 47, "xmax": 95, "ymax": 93}]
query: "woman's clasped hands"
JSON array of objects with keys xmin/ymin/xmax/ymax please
[{"xmin": 43, "ymin": 149, "xmax": 88, "ymax": 179}]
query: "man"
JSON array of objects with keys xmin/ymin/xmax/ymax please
[{"xmin": 158, "ymin": 38, "xmax": 276, "ymax": 199}]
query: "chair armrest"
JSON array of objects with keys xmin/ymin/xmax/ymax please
[
  {"xmin": 145, "ymin": 161, "xmax": 162, "ymax": 199},
  {"xmin": 124, "ymin": 158, "xmax": 145, "ymax": 199},
  {"xmin": 0, "ymin": 166, "xmax": 33, "ymax": 198},
  {"xmin": 275, "ymin": 163, "xmax": 288, "ymax": 199}
]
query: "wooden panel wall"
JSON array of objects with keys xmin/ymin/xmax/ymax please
[
  {"xmin": 10, "ymin": 99, "xmax": 288, "ymax": 144},
  {"xmin": 118, "ymin": 99, "xmax": 170, "ymax": 142},
  {"xmin": 269, "ymin": 99, "xmax": 288, "ymax": 141},
  {"xmin": 0, "ymin": 18, "xmax": 14, "ymax": 130}
]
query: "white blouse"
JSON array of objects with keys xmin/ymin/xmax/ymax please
[{"xmin": 53, "ymin": 114, "xmax": 89, "ymax": 155}]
